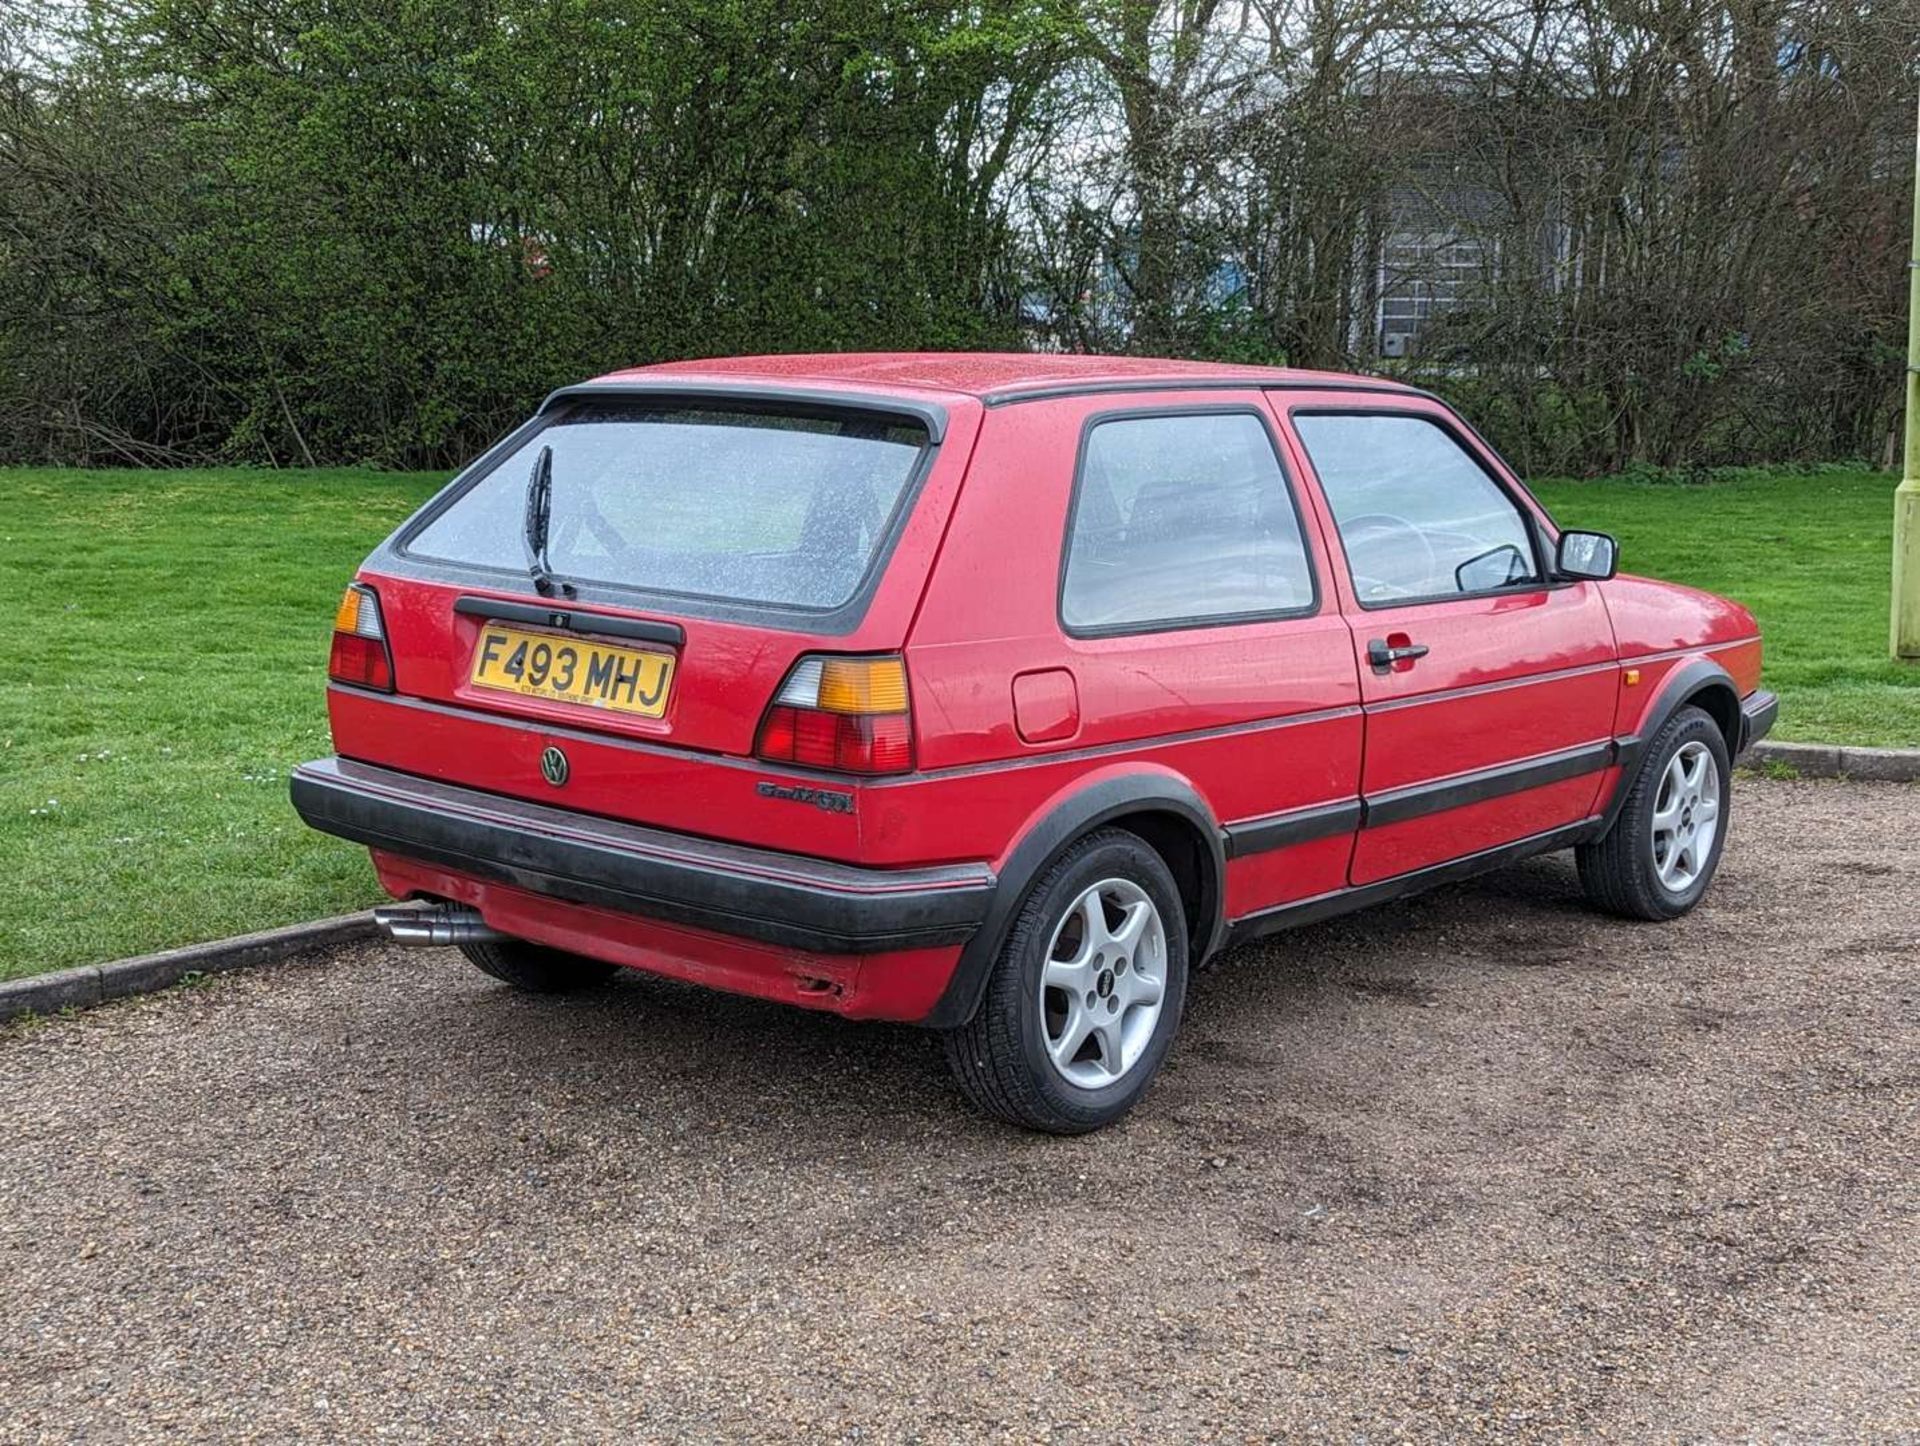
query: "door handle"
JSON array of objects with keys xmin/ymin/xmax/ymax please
[{"xmin": 1367, "ymin": 637, "xmax": 1430, "ymax": 670}]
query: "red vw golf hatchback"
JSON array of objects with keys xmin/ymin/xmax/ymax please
[{"xmin": 293, "ymin": 353, "xmax": 1775, "ymax": 1132}]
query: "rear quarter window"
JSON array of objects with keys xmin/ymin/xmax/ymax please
[
  {"xmin": 1059, "ymin": 410, "xmax": 1316, "ymax": 634},
  {"xmin": 402, "ymin": 402, "xmax": 930, "ymax": 612}
]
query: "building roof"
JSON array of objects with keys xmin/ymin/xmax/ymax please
[{"xmin": 594, "ymin": 352, "xmax": 1414, "ymax": 404}]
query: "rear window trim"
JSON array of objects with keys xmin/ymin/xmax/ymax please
[
  {"xmin": 380, "ymin": 387, "xmax": 945, "ymax": 636},
  {"xmin": 1055, "ymin": 402, "xmax": 1324, "ymax": 640}
]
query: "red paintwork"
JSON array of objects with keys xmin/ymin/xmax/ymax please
[
  {"xmin": 614, "ymin": 350, "xmax": 1394, "ymax": 398},
  {"xmin": 374, "ymin": 853, "xmax": 959, "ymax": 1021},
  {"xmin": 1012, "ymin": 670, "xmax": 1081, "ymax": 744},
  {"xmin": 332, "ymin": 353, "xmax": 1766, "ymax": 1022},
  {"xmin": 1268, "ymin": 391, "xmax": 1626, "ymax": 883}
]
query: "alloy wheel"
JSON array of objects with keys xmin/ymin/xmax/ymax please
[
  {"xmin": 1651, "ymin": 739, "xmax": 1721, "ymax": 893},
  {"xmin": 1037, "ymin": 878, "xmax": 1169, "ymax": 1089}
]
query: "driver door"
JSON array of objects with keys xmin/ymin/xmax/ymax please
[{"xmin": 1275, "ymin": 399, "xmax": 1619, "ymax": 886}]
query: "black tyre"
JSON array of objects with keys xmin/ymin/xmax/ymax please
[
  {"xmin": 1577, "ymin": 704, "xmax": 1731, "ymax": 920},
  {"xmin": 458, "ymin": 938, "xmax": 619, "ymax": 993},
  {"xmin": 943, "ymin": 828, "xmax": 1189, "ymax": 1134}
]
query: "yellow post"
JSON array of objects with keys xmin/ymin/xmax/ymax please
[{"xmin": 1894, "ymin": 90, "xmax": 1920, "ymax": 660}]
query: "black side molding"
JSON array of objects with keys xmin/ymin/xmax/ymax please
[
  {"xmin": 1364, "ymin": 742, "xmax": 1616, "ymax": 829},
  {"xmin": 1221, "ymin": 742, "xmax": 1614, "ymax": 859},
  {"xmin": 1222, "ymin": 799, "xmax": 1363, "ymax": 857},
  {"xmin": 454, "ymin": 596, "xmax": 686, "ymax": 648},
  {"xmin": 1225, "ymin": 817, "xmax": 1604, "ymax": 947},
  {"xmin": 290, "ymin": 758, "xmax": 993, "ymax": 955}
]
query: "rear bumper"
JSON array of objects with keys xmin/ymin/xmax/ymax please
[
  {"xmin": 1738, "ymin": 689, "xmax": 1779, "ymax": 755},
  {"xmin": 289, "ymin": 757, "xmax": 996, "ymax": 955}
]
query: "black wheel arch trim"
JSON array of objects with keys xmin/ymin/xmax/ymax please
[
  {"xmin": 921, "ymin": 772, "xmax": 1226, "ymax": 1030},
  {"xmin": 1601, "ymin": 657, "xmax": 1740, "ymax": 833}
]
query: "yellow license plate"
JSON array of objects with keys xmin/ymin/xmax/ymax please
[{"xmin": 469, "ymin": 626, "xmax": 675, "ymax": 718}]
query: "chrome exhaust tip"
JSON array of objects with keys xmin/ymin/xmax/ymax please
[{"xmin": 373, "ymin": 903, "xmax": 507, "ymax": 947}]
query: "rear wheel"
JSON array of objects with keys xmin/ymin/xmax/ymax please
[
  {"xmin": 458, "ymin": 938, "xmax": 619, "ymax": 993},
  {"xmin": 943, "ymin": 829, "xmax": 1188, "ymax": 1134},
  {"xmin": 1578, "ymin": 704, "xmax": 1730, "ymax": 920}
]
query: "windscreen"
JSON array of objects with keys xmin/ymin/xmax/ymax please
[{"xmin": 403, "ymin": 401, "xmax": 930, "ymax": 611}]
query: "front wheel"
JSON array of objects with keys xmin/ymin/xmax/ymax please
[
  {"xmin": 1578, "ymin": 704, "xmax": 1731, "ymax": 920},
  {"xmin": 943, "ymin": 829, "xmax": 1189, "ymax": 1134}
]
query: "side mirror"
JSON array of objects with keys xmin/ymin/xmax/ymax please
[
  {"xmin": 1455, "ymin": 543, "xmax": 1531, "ymax": 594},
  {"xmin": 1556, "ymin": 530, "xmax": 1618, "ymax": 582}
]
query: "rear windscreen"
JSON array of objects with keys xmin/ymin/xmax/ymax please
[{"xmin": 402, "ymin": 402, "xmax": 930, "ymax": 611}]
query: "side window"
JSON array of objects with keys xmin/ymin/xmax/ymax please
[
  {"xmin": 1292, "ymin": 413, "xmax": 1542, "ymax": 606},
  {"xmin": 1061, "ymin": 412, "xmax": 1315, "ymax": 632}
]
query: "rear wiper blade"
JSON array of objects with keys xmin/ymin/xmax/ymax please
[{"xmin": 522, "ymin": 443, "xmax": 574, "ymax": 599}]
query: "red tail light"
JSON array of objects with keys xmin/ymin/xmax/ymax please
[
  {"xmin": 755, "ymin": 656, "xmax": 912, "ymax": 775},
  {"xmin": 328, "ymin": 584, "xmax": 395, "ymax": 692}
]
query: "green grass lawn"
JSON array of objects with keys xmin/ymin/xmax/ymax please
[
  {"xmin": 0, "ymin": 469, "xmax": 445, "ymax": 980},
  {"xmin": 0, "ymin": 461, "xmax": 1912, "ymax": 982},
  {"xmin": 1531, "ymin": 466, "xmax": 1918, "ymax": 749}
]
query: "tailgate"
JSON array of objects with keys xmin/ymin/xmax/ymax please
[{"xmin": 327, "ymin": 386, "xmax": 977, "ymax": 852}]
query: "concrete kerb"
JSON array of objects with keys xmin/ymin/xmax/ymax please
[
  {"xmin": 1745, "ymin": 740, "xmax": 1920, "ymax": 782},
  {"xmin": 1, "ymin": 912, "xmax": 378, "ymax": 1022}
]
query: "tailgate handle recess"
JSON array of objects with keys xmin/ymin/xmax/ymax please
[{"xmin": 454, "ymin": 596, "xmax": 686, "ymax": 647}]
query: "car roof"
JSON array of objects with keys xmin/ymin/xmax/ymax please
[{"xmin": 590, "ymin": 352, "xmax": 1421, "ymax": 405}]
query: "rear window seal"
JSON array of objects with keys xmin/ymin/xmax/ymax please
[{"xmin": 379, "ymin": 386, "xmax": 946, "ymax": 637}]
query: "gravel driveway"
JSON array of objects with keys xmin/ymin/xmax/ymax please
[{"xmin": 3, "ymin": 778, "xmax": 1916, "ymax": 1443}]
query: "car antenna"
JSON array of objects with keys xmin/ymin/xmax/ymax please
[{"xmin": 522, "ymin": 443, "xmax": 574, "ymax": 599}]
